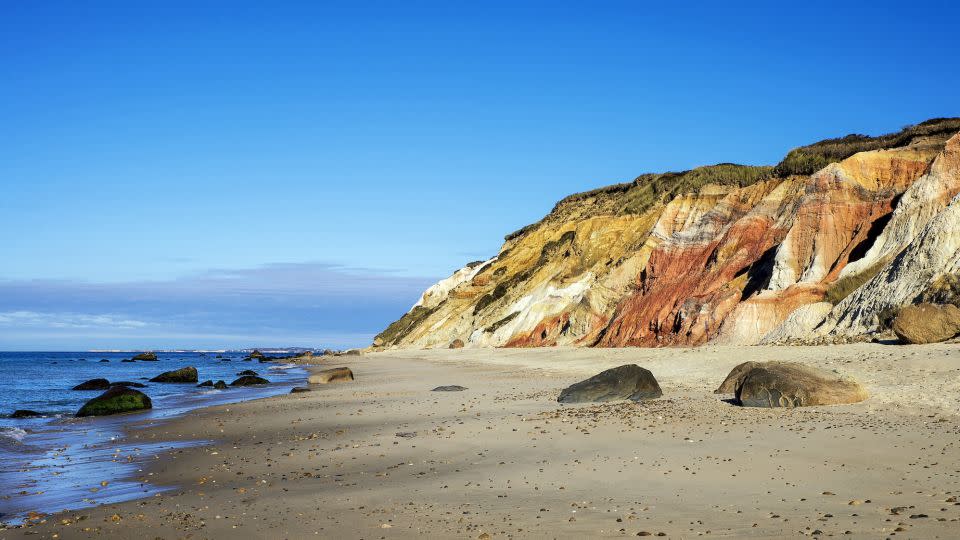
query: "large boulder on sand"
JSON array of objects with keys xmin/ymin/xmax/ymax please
[
  {"xmin": 891, "ymin": 303, "xmax": 960, "ymax": 344},
  {"xmin": 149, "ymin": 366, "xmax": 198, "ymax": 383},
  {"xmin": 557, "ymin": 364, "xmax": 662, "ymax": 404},
  {"xmin": 308, "ymin": 367, "xmax": 354, "ymax": 384},
  {"xmin": 731, "ymin": 361, "xmax": 867, "ymax": 408},
  {"xmin": 72, "ymin": 378, "xmax": 110, "ymax": 391},
  {"xmin": 76, "ymin": 386, "xmax": 152, "ymax": 417},
  {"xmin": 448, "ymin": 339, "xmax": 464, "ymax": 349},
  {"xmin": 714, "ymin": 361, "xmax": 759, "ymax": 394}
]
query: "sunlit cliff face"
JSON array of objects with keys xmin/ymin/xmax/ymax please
[{"xmin": 377, "ymin": 120, "xmax": 960, "ymax": 349}]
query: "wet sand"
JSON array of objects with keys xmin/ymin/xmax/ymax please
[{"xmin": 3, "ymin": 343, "xmax": 960, "ymax": 539}]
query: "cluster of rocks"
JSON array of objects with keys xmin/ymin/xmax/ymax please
[
  {"xmin": 558, "ymin": 362, "xmax": 868, "ymax": 408},
  {"xmin": 59, "ymin": 365, "xmax": 272, "ymax": 418}
]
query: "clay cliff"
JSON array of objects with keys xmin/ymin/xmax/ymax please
[{"xmin": 375, "ymin": 118, "xmax": 960, "ymax": 349}]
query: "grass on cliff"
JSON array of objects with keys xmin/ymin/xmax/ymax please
[
  {"xmin": 824, "ymin": 259, "xmax": 888, "ymax": 305},
  {"xmin": 505, "ymin": 117, "xmax": 960, "ymax": 243},
  {"xmin": 773, "ymin": 117, "xmax": 960, "ymax": 177},
  {"xmin": 505, "ymin": 163, "xmax": 774, "ymax": 241}
]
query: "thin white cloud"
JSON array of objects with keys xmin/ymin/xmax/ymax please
[{"xmin": 0, "ymin": 311, "xmax": 151, "ymax": 329}]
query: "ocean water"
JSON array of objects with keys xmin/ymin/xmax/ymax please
[{"xmin": 0, "ymin": 351, "xmax": 308, "ymax": 525}]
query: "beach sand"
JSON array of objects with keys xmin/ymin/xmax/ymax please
[{"xmin": 4, "ymin": 343, "xmax": 960, "ymax": 539}]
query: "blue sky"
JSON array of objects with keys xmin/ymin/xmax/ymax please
[{"xmin": 1, "ymin": 1, "xmax": 958, "ymax": 349}]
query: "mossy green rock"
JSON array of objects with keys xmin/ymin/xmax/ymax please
[
  {"xmin": 149, "ymin": 366, "xmax": 198, "ymax": 383},
  {"xmin": 76, "ymin": 386, "xmax": 152, "ymax": 417},
  {"xmin": 131, "ymin": 352, "xmax": 158, "ymax": 361}
]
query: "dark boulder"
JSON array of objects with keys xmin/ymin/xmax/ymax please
[
  {"xmin": 731, "ymin": 361, "xmax": 868, "ymax": 408},
  {"xmin": 72, "ymin": 378, "xmax": 110, "ymax": 391},
  {"xmin": 557, "ymin": 364, "xmax": 662, "ymax": 404},
  {"xmin": 99, "ymin": 359, "xmax": 110, "ymax": 363},
  {"xmin": 213, "ymin": 380, "xmax": 228, "ymax": 389},
  {"xmin": 197, "ymin": 380, "xmax": 214, "ymax": 387},
  {"xmin": 237, "ymin": 370, "xmax": 258, "ymax": 377},
  {"xmin": 131, "ymin": 352, "xmax": 158, "ymax": 361},
  {"xmin": 11, "ymin": 410, "xmax": 42, "ymax": 419},
  {"xmin": 290, "ymin": 387, "xmax": 312, "ymax": 393},
  {"xmin": 230, "ymin": 375, "xmax": 269, "ymax": 386},
  {"xmin": 432, "ymin": 385, "xmax": 468, "ymax": 392},
  {"xmin": 149, "ymin": 366, "xmax": 198, "ymax": 383},
  {"xmin": 121, "ymin": 358, "xmax": 136, "ymax": 363},
  {"xmin": 448, "ymin": 339, "xmax": 465, "ymax": 349},
  {"xmin": 76, "ymin": 386, "xmax": 152, "ymax": 417}
]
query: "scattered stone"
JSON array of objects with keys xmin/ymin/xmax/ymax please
[
  {"xmin": 448, "ymin": 339, "xmax": 465, "ymax": 349},
  {"xmin": 432, "ymin": 385, "xmax": 468, "ymax": 392},
  {"xmin": 131, "ymin": 352, "xmax": 158, "ymax": 361},
  {"xmin": 308, "ymin": 367, "xmax": 354, "ymax": 384},
  {"xmin": 396, "ymin": 432, "xmax": 417, "ymax": 438},
  {"xmin": 76, "ymin": 386, "xmax": 152, "ymax": 417},
  {"xmin": 72, "ymin": 378, "xmax": 110, "ymax": 391},
  {"xmin": 149, "ymin": 366, "xmax": 199, "ymax": 383},
  {"xmin": 290, "ymin": 387, "xmax": 312, "ymax": 393},
  {"xmin": 11, "ymin": 409, "xmax": 42, "ymax": 419},
  {"xmin": 732, "ymin": 361, "xmax": 868, "ymax": 407},
  {"xmin": 230, "ymin": 375, "xmax": 269, "ymax": 386},
  {"xmin": 892, "ymin": 303, "xmax": 960, "ymax": 344},
  {"xmin": 557, "ymin": 364, "xmax": 662, "ymax": 403}
]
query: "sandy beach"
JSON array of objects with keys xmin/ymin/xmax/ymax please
[{"xmin": 4, "ymin": 343, "xmax": 960, "ymax": 539}]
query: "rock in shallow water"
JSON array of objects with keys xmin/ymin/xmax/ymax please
[
  {"xmin": 76, "ymin": 386, "xmax": 152, "ymax": 417},
  {"xmin": 230, "ymin": 375, "xmax": 269, "ymax": 386},
  {"xmin": 732, "ymin": 361, "xmax": 867, "ymax": 407},
  {"xmin": 149, "ymin": 366, "xmax": 198, "ymax": 383},
  {"xmin": 197, "ymin": 380, "xmax": 213, "ymax": 387},
  {"xmin": 11, "ymin": 409, "xmax": 42, "ymax": 419},
  {"xmin": 72, "ymin": 378, "xmax": 111, "ymax": 391},
  {"xmin": 308, "ymin": 367, "xmax": 354, "ymax": 384},
  {"xmin": 432, "ymin": 385, "xmax": 467, "ymax": 392},
  {"xmin": 892, "ymin": 303, "xmax": 960, "ymax": 344},
  {"xmin": 213, "ymin": 380, "xmax": 228, "ymax": 389},
  {"xmin": 110, "ymin": 381, "xmax": 146, "ymax": 388},
  {"xmin": 557, "ymin": 364, "xmax": 662, "ymax": 403},
  {"xmin": 131, "ymin": 352, "xmax": 158, "ymax": 361}
]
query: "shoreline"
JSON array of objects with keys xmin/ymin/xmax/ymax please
[
  {"xmin": 0, "ymin": 358, "xmax": 310, "ymax": 527},
  {"xmin": 4, "ymin": 344, "xmax": 960, "ymax": 538}
]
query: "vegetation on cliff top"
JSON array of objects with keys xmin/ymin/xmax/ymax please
[
  {"xmin": 505, "ymin": 117, "xmax": 960, "ymax": 242},
  {"xmin": 773, "ymin": 117, "xmax": 960, "ymax": 177}
]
